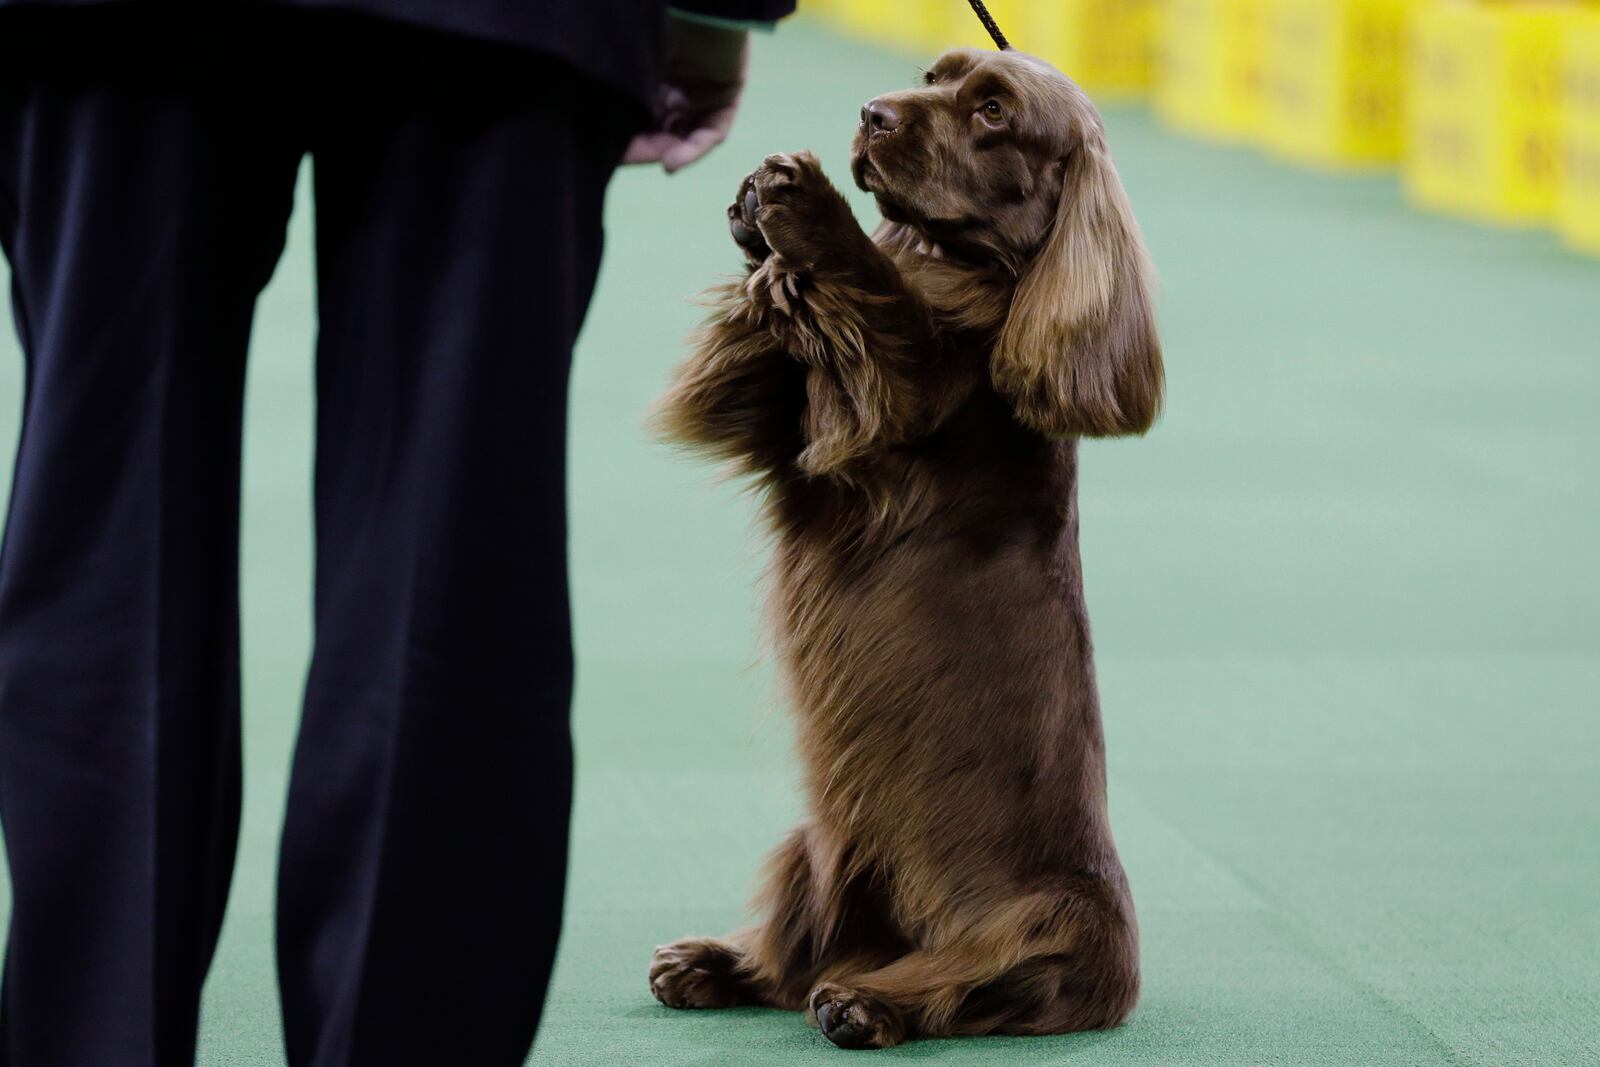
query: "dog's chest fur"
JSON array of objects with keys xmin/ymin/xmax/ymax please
[{"xmin": 761, "ymin": 423, "xmax": 1121, "ymax": 904}]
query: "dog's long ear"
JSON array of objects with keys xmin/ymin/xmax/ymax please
[{"xmin": 991, "ymin": 125, "xmax": 1163, "ymax": 437}]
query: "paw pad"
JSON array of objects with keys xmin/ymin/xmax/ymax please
[
  {"xmin": 649, "ymin": 941, "xmax": 744, "ymax": 1010},
  {"xmin": 810, "ymin": 984, "xmax": 906, "ymax": 1049}
]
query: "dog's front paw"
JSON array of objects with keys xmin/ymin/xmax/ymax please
[
  {"xmin": 729, "ymin": 171, "xmax": 772, "ymax": 262},
  {"xmin": 649, "ymin": 938, "xmax": 746, "ymax": 1010},
  {"xmin": 739, "ymin": 151, "xmax": 856, "ymax": 270},
  {"xmin": 809, "ymin": 982, "xmax": 907, "ymax": 1049}
]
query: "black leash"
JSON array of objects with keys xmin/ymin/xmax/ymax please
[{"xmin": 966, "ymin": 0, "xmax": 1011, "ymax": 50}]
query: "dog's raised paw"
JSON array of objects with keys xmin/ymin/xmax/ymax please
[
  {"xmin": 735, "ymin": 151, "xmax": 855, "ymax": 271},
  {"xmin": 809, "ymin": 983, "xmax": 907, "ymax": 1050},
  {"xmin": 649, "ymin": 939, "xmax": 746, "ymax": 1010},
  {"xmin": 729, "ymin": 171, "xmax": 771, "ymax": 260},
  {"xmin": 750, "ymin": 151, "xmax": 830, "ymax": 209}
]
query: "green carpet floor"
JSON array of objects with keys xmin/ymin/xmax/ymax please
[{"xmin": 1, "ymin": 20, "xmax": 1597, "ymax": 1067}]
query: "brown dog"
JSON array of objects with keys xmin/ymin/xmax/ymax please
[{"xmin": 648, "ymin": 47, "xmax": 1163, "ymax": 1049}]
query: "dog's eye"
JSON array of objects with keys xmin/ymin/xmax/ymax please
[
  {"xmin": 923, "ymin": 70, "xmax": 936, "ymax": 85},
  {"xmin": 980, "ymin": 99, "xmax": 1006, "ymax": 125}
]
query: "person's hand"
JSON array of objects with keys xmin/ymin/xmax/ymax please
[{"xmin": 625, "ymin": 17, "xmax": 748, "ymax": 174}]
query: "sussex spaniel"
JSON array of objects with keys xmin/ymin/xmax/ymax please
[{"xmin": 648, "ymin": 47, "xmax": 1163, "ymax": 1049}]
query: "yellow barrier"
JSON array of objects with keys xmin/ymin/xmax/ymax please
[
  {"xmin": 1405, "ymin": 1, "xmax": 1577, "ymax": 226},
  {"xmin": 808, "ymin": 0, "xmax": 1158, "ymax": 97},
  {"xmin": 804, "ymin": 2, "xmax": 1030, "ymax": 62},
  {"xmin": 1559, "ymin": 11, "xmax": 1600, "ymax": 254},
  {"xmin": 1013, "ymin": 0, "xmax": 1159, "ymax": 97},
  {"xmin": 816, "ymin": 0, "xmax": 910, "ymax": 46},
  {"xmin": 931, "ymin": 0, "xmax": 1023, "ymax": 50},
  {"xmin": 1152, "ymin": 0, "xmax": 1268, "ymax": 141},
  {"xmin": 800, "ymin": 0, "xmax": 848, "ymax": 28},
  {"xmin": 1257, "ymin": 0, "xmax": 1413, "ymax": 167}
]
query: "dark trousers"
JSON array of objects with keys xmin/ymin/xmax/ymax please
[{"xmin": 0, "ymin": 8, "xmax": 630, "ymax": 1064}]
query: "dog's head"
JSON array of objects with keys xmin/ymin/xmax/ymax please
[{"xmin": 850, "ymin": 49, "xmax": 1163, "ymax": 437}]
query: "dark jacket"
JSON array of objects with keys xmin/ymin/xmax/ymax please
[{"xmin": 0, "ymin": 0, "xmax": 797, "ymax": 105}]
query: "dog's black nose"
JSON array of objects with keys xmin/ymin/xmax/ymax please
[{"xmin": 861, "ymin": 98, "xmax": 901, "ymax": 134}]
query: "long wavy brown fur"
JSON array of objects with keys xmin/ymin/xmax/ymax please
[{"xmin": 647, "ymin": 48, "xmax": 1163, "ymax": 1050}]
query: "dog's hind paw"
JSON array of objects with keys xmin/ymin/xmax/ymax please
[
  {"xmin": 649, "ymin": 938, "xmax": 747, "ymax": 1010},
  {"xmin": 809, "ymin": 983, "xmax": 907, "ymax": 1049}
]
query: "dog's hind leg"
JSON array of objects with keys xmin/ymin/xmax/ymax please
[
  {"xmin": 651, "ymin": 823, "xmax": 905, "ymax": 1012},
  {"xmin": 806, "ymin": 878, "xmax": 1138, "ymax": 1048}
]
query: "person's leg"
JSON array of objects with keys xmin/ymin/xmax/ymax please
[
  {"xmin": 0, "ymin": 10, "xmax": 301, "ymax": 1065},
  {"xmin": 275, "ymin": 22, "xmax": 633, "ymax": 1067}
]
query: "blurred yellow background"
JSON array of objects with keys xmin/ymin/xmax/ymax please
[{"xmin": 806, "ymin": 0, "xmax": 1600, "ymax": 256}]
